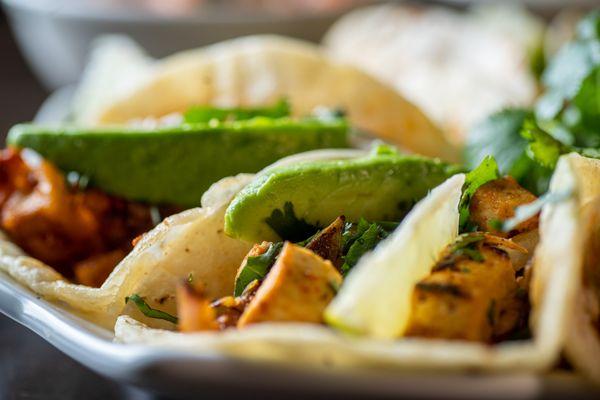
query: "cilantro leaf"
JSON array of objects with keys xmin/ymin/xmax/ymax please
[
  {"xmin": 459, "ymin": 156, "xmax": 500, "ymax": 232},
  {"xmin": 535, "ymin": 11, "xmax": 600, "ymax": 147},
  {"xmin": 369, "ymin": 142, "xmax": 401, "ymax": 157},
  {"xmin": 449, "ymin": 233, "xmax": 486, "ymax": 262},
  {"xmin": 465, "ymin": 108, "xmax": 553, "ymax": 195},
  {"xmin": 184, "ymin": 99, "xmax": 290, "ymax": 124},
  {"xmin": 233, "ymin": 242, "xmax": 283, "ymax": 297},
  {"xmin": 265, "ymin": 202, "xmax": 319, "ymax": 242},
  {"xmin": 340, "ymin": 219, "xmax": 395, "ymax": 274},
  {"xmin": 434, "ymin": 232, "xmax": 485, "ymax": 271},
  {"xmin": 522, "ymin": 119, "xmax": 600, "ymax": 169},
  {"xmin": 125, "ymin": 294, "xmax": 178, "ymax": 324},
  {"xmin": 465, "ymin": 109, "xmax": 531, "ymax": 174},
  {"xmin": 521, "ymin": 120, "xmax": 571, "ymax": 168}
]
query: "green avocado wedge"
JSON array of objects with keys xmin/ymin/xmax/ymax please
[
  {"xmin": 224, "ymin": 152, "xmax": 462, "ymax": 243},
  {"xmin": 7, "ymin": 117, "xmax": 348, "ymax": 207}
]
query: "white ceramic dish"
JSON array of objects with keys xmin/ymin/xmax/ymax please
[{"xmin": 1, "ymin": 0, "xmax": 365, "ymax": 90}]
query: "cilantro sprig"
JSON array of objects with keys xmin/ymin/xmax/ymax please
[
  {"xmin": 233, "ymin": 242, "xmax": 283, "ymax": 297},
  {"xmin": 265, "ymin": 202, "xmax": 319, "ymax": 242},
  {"xmin": 340, "ymin": 219, "xmax": 397, "ymax": 275},
  {"xmin": 522, "ymin": 119, "xmax": 600, "ymax": 169},
  {"xmin": 125, "ymin": 294, "xmax": 178, "ymax": 324},
  {"xmin": 183, "ymin": 99, "xmax": 290, "ymax": 124},
  {"xmin": 458, "ymin": 156, "xmax": 500, "ymax": 232}
]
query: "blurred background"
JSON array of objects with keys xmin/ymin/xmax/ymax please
[{"xmin": 0, "ymin": 0, "xmax": 598, "ymax": 399}]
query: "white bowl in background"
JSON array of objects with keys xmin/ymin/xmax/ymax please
[{"xmin": 1, "ymin": 0, "xmax": 369, "ymax": 90}]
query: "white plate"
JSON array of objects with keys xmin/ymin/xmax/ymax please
[{"xmin": 0, "ymin": 270, "xmax": 565, "ymax": 399}]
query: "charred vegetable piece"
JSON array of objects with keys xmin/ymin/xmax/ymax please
[
  {"xmin": 469, "ymin": 176, "xmax": 538, "ymax": 237},
  {"xmin": 237, "ymin": 243, "xmax": 342, "ymax": 327},
  {"xmin": 305, "ymin": 216, "xmax": 345, "ymax": 269},
  {"xmin": 176, "ymin": 282, "xmax": 218, "ymax": 332},
  {"xmin": 405, "ymin": 234, "xmax": 527, "ymax": 342}
]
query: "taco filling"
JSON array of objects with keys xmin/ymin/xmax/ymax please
[
  {"xmin": 124, "ymin": 154, "xmax": 541, "ymax": 346},
  {"xmin": 0, "ymin": 148, "xmax": 168, "ymax": 286}
]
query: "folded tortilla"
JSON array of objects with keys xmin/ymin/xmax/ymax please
[{"xmin": 80, "ymin": 35, "xmax": 458, "ymax": 162}]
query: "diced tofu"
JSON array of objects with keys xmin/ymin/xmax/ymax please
[
  {"xmin": 469, "ymin": 176, "xmax": 538, "ymax": 237},
  {"xmin": 238, "ymin": 242, "xmax": 342, "ymax": 327},
  {"xmin": 405, "ymin": 239, "xmax": 522, "ymax": 342}
]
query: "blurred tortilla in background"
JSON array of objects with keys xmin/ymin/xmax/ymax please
[
  {"xmin": 324, "ymin": 3, "xmax": 545, "ymax": 145},
  {"xmin": 70, "ymin": 35, "xmax": 459, "ymax": 161}
]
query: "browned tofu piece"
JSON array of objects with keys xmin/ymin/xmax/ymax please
[
  {"xmin": 176, "ymin": 282, "xmax": 218, "ymax": 332},
  {"xmin": 469, "ymin": 176, "xmax": 538, "ymax": 237},
  {"xmin": 405, "ymin": 237, "xmax": 523, "ymax": 342},
  {"xmin": 237, "ymin": 242, "xmax": 342, "ymax": 327}
]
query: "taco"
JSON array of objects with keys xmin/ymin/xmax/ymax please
[{"xmin": 115, "ymin": 154, "xmax": 594, "ymax": 381}]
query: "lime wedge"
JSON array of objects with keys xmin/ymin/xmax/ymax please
[{"xmin": 324, "ymin": 174, "xmax": 465, "ymax": 339}]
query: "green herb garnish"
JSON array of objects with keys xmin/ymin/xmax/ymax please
[
  {"xmin": 459, "ymin": 156, "xmax": 500, "ymax": 232},
  {"xmin": 522, "ymin": 119, "xmax": 600, "ymax": 169},
  {"xmin": 464, "ymin": 108, "xmax": 552, "ymax": 195},
  {"xmin": 464, "ymin": 11, "xmax": 599, "ymax": 196},
  {"xmin": 535, "ymin": 11, "xmax": 600, "ymax": 147},
  {"xmin": 265, "ymin": 202, "xmax": 319, "ymax": 242},
  {"xmin": 183, "ymin": 99, "xmax": 290, "ymax": 124},
  {"xmin": 233, "ymin": 242, "xmax": 283, "ymax": 297},
  {"xmin": 434, "ymin": 233, "xmax": 485, "ymax": 271},
  {"xmin": 125, "ymin": 294, "xmax": 178, "ymax": 324},
  {"xmin": 340, "ymin": 218, "xmax": 396, "ymax": 275}
]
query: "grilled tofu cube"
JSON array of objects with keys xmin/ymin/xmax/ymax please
[
  {"xmin": 238, "ymin": 242, "xmax": 342, "ymax": 327},
  {"xmin": 405, "ymin": 238, "xmax": 523, "ymax": 342},
  {"xmin": 469, "ymin": 176, "xmax": 538, "ymax": 237}
]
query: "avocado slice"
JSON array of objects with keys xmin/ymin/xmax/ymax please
[
  {"xmin": 224, "ymin": 152, "xmax": 461, "ymax": 243},
  {"xmin": 7, "ymin": 117, "xmax": 348, "ymax": 207}
]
